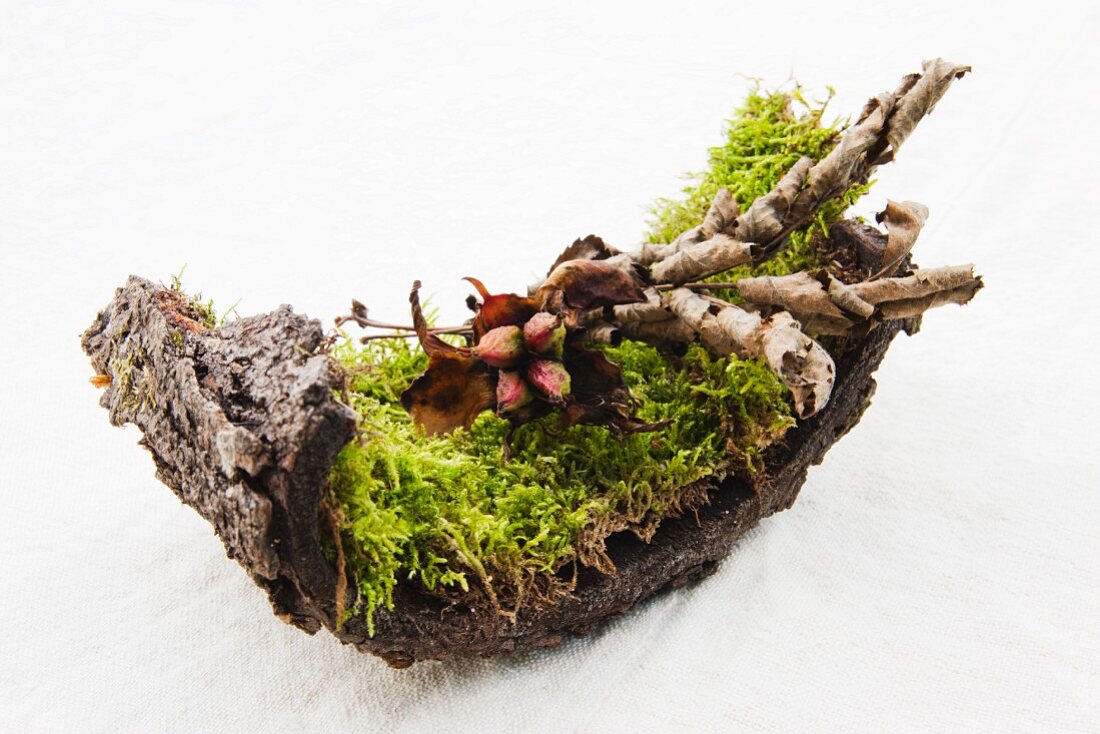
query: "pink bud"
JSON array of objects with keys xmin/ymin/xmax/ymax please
[
  {"xmin": 474, "ymin": 325, "xmax": 525, "ymax": 368},
  {"xmin": 522, "ymin": 312, "xmax": 566, "ymax": 357},
  {"xmin": 495, "ymin": 370, "xmax": 535, "ymax": 414},
  {"xmin": 525, "ymin": 358, "xmax": 571, "ymax": 403}
]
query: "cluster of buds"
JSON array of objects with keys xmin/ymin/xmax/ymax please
[
  {"xmin": 400, "ymin": 260, "xmax": 661, "ymax": 440},
  {"xmin": 475, "ymin": 313, "xmax": 571, "ymax": 413}
]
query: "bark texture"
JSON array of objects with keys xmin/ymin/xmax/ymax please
[{"xmin": 83, "ymin": 275, "xmax": 914, "ymax": 668}]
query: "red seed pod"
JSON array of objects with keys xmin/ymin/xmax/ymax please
[
  {"xmin": 474, "ymin": 325, "xmax": 525, "ymax": 368},
  {"xmin": 522, "ymin": 312, "xmax": 566, "ymax": 357},
  {"xmin": 525, "ymin": 358, "xmax": 572, "ymax": 403},
  {"xmin": 495, "ymin": 370, "xmax": 535, "ymax": 414}
]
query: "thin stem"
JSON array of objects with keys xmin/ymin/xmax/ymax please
[{"xmin": 653, "ymin": 281, "xmax": 742, "ymax": 292}]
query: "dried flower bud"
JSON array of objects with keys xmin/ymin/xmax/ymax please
[
  {"xmin": 522, "ymin": 312, "xmax": 566, "ymax": 357},
  {"xmin": 526, "ymin": 358, "xmax": 571, "ymax": 403},
  {"xmin": 474, "ymin": 325, "xmax": 525, "ymax": 368},
  {"xmin": 495, "ymin": 370, "xmax": 535, "ymax": 414}
]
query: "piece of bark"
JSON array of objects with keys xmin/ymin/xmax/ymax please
[
  {"xmin": 82, "ymin": 277, "xmax": 359, "ymax": 633},
  {"xmin": 82, "ymin": 275, "xmax": 914, "ymax": 667}
]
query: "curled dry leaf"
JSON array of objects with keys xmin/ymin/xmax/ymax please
[
  {"xmin": 735, "ymin": 156, "xmax": 813, "ymax": 245},
  {"xmin": 650, "ymin": 234, "xmax": 760, "ymax": 285},
  {"xmin": 874, "ymin": 200, "xmax": 929, "ymax": 278},
  {"xmin": 464, "ymin": 276, "xmax": 539, "ymax": 339},
  {"xmin": 537, "ymin": 258, "xmax": 647, "ymax": 313},
  {"xmin": 546, "ymin": 234, "xmax": 618, "ymax": 275},
  {"xmin": 401, "ymin": 281, "xmax": 496, "ymax": 436},
  {"xmin": 736, "ymin": 265, "xmax": 983, "ymax": 335},
  {"xmin": 886, "ymin": 58, "xmax": 972, "ymax": 154},
  {"xmin": 666, "ymin": 288, "xmax": 834, "ymax": 418}
]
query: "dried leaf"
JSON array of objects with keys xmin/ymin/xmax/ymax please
[
  {"xmin": 610, "ymin": 288, "xmax": 668, "ymax": 324},
  {"xmin": 734, "ymin": 156, "xmax": 812, "ymax": 244},
  {"xmin": 736, "ymin": 265, "xmax": 983, "ymax": 335},
  {"xmin": 538, "ymin": 259, "xmax": 647, "ymax": 311},
  {"xmin": 666, "ymin": 288, "xmax": 834, "ymax": 418},
  {"xmin": 886, "ymin": 59, "xmax": 972, "ymax": 154},
  {"xmin": 758, "ymin": 312, "xmax": 835, "ymax": 419},
  {"xmin": 401, "ymin": 356, "xmax": 496, "ymax": 436},
  {"xmin": 874, "ymin": 200, "xmax": 929, "ymax": 277},
  {"xmin": 557, "ymin": 343, "xmax": 666, "ymax": 434},
  {"xmin": 734, "ymin": 271, "xmax": 856, "ymax": 336},
  {"xmin": 402, "ymin": 282, "xmax": 496, "ymax": 435},
  {"xmin": 464, "ymin": 276, "xmax": 539, "ymax": 339},
  {"xmin": 700, "ymin": 187, "xmax": 740, "ymax": 240},
  {"xmin": 852, "ymin": 265, "xmax": 983, "ymax": 318},
  {"xmin": 546, "ymin": 234, "xmax": 618, "ymax": 276},
  {"xmin": 650, "ymin": 233, "xmax": 760, "ymax": 285}
]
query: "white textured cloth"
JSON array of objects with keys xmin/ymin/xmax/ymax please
[{"xmin": 2, "ymin": 2, "xmax": 1097, "ymax": 731}]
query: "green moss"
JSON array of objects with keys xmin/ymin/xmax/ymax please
[
  {"xmin": 330, "ymin": 338, "xmax": 792, "ymax": 633},
  {"xmin": 331, "ymin": 82, "xmax": 873, "ymax": 632}
]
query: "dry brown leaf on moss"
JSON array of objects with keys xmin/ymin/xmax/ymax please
[
  {"xmin": 537, "ymin": 258, "xmax": 647, "ymax": 313},
  {"xmin": 558, "ymin": 341, "xmax": 667, "ymax": 434},
  {"xmin": 734, "ymin": 271, "xmax": 856, "ymax": 336},
  {"xmin": 666, "ymin": 288, "xmax": 835, "ymax": 418},
  {"xmin": 650, "ymin": 233, "xmax": 760, "ymax": 284},
  {"xmin": 401, "ymin": 281, "xmax": 497, "ymax": 435},
  {"xmin": 735, "ymin": 156, "xmax": 813, "ymax": 245},
  {"xmin": 610, "ymin": 288, "xmax": 669, "ymax": 324}
]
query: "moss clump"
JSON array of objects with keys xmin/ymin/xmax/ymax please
[
  {"xmin": 647, "ymin": 86, "xmax": 872, "ymax": 295},
  {"xmin": 330, "ymin": 338, "xmax": 792, "ymax": 632},
  {"xmin": 331, "ymin": 83, "xmax": 872, "ymax": 632}
]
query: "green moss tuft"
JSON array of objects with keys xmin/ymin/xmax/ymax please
[
  {"xmin": 331, "ymin": 83, "xmax": 873, "ymax": 632},
  {"xmin": 330, "ymin": 338, "xmax": 792, "ymax": 633}
]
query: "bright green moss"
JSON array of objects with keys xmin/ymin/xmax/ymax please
[
  {"xmin": 330, "ymin": 338, "xmax": 793, "ymax": 632},
  {"xmin": 331, "ymin": 83, "xmax": 872, "ymax": 632}
]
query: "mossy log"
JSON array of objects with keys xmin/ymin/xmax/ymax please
[{"xmin": 82, "ymin": 235, "xmax": 916, "ymax": 668}]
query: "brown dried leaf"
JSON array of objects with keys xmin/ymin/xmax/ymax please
[
  {"xmin": 736, "ymin": 265, "xmax": 982, "ymax": 335},
  {"xmin": 538, "ymin": 259, "xmax": 647, "ymax": 311},
  {"xmin": 886, "ymin": 59, "xmax": 972, "ymax": 153},
  {"xmin": 401, "ymin": 356, "xmax": 496, "ymax": 436},
  {"xmin": 874, "ymin": 200, "xmax": 929, "ymax": 277},
  {"xmin": 700, "ymin": 187, "xmax": 740, "ymax": 240},
  {"xmin": 558, "ymin": 342, "xmax": 665, "ymax": 434},
  {"xmin": 464, "ymin": 276, "xmax": 539, "ymax": 340},
  {"xmin": 735, "ymin": 271, "xmax": 856, "ymax": 336},
  {"xmin": 851, "ymin": 265, "xmax": 983, "ymax": 317},
  {"xmin": 735, "ymin": 156, "xmax": 812, "ymax": 244},
  {"xmin": 650, "ymin": 233, "xmax": 760, "ymax": 285},
  {"xmin": 546, "ymin": 234, "xmax": 618, "ymax": 276},
  {"xmin": 401, "ymin": 281, "xmax": 496, "ymax": 435},
  {"xmin": 665, "ymin": 288, "xmax": 835, "ymax": 418}
]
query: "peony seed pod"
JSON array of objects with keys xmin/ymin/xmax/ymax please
[
  {"xmin": 495, "ymin": 370, "xmax": 535, "ymax": 414},
  {"xmin": 525, "ymin": 358, "xmax": 571, "ymax": 403},
  {"xmin": 474, "ymin": 325, "xmax": 525, "ymax": 368},
  {"xmin": 522, "ymin": 312, "xmax": 566, "ymax": 357}
]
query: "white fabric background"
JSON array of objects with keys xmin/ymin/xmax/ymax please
[{"xmin": 2, "ymin": 1, "xmax": 1097, "ymax": 731}]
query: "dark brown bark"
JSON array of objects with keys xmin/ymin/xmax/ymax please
[{"xmin": 82, "ymin": 275, "xmax": 915, "ymax": 668}]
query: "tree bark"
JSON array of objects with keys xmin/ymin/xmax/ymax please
[{"xmin": 83, "ymin": 275, "xmax": 915, "ymax": 667}]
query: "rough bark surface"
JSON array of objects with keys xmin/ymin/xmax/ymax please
[{"xmin": 83, "ymin": 275, "xmax": 915, "ymax": 668}]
